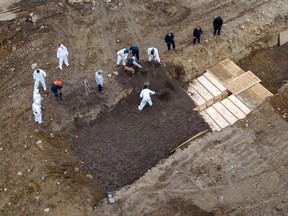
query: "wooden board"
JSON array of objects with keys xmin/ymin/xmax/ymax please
[
  {"xmin": 197, "ymin": 76, "xmax": 221, "ymax": 101},
  {"xmin": 225, "ymin": 71, "xmax": 261, "ymax": 95},
  {"xmin": 206, "ymin": 65, "xmax": 235, "ymax": 85},
  {"xmin": 221, "ymin": 98, "xmax": 246, "ymax": 119},
  {"xmin": 228, "ymin": 95, "xmax": 251, "ymax": 115},
  {"xmin": 249, "ymin": 83, "xmax": 273, "ymax": 100},
  {"xmin": 279, "ymin": 29, "xmax": 288, "ymax": 46},
  {"xmin": 207, "ymin": 58, "xmax": 245, "ymax": 86},
  {"xmin": 169, "ymin": 129, "xmax": 209, "ymax": 154},
  {"xmin": 203, "ymin": 72, "xmax": 227, "ymax": 94},
  {"xmin": 205, "ymin": 106, "xmax": 230, "ymax": 129},
  {"xmin": 200, "ymin": 111, "xmax": 221, "ymax": 132},
  {"xmin": 218, "ymin": 58, "xmax": 245, "ymax": 77},
  {"xmin": 186, "ymin": 86, "xmax": 206, "ymax": 111},
  {"xmin": 236, "ymin": 89, "xmax": 263, "ymax": 110},
  {"xmin": 190, "ymin": 80, "xmax": 214, "ymax": 106},
  {"xmin": 213, "ymin": 102, "xmax": 238, "ymax": 125}
]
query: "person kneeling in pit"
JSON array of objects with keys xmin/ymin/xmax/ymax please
[
  {"xmin": 124, "ymin": 56, "xmax": 144, "ymax": 76},
  {"xmin": 51, "ymin": 80, "xmax": 63, "ymax": 100}
]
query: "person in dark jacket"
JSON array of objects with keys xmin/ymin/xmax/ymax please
[
  {"xmin": 213, "ymin": 16, "xmax": 223, "ymax": 35},
  {"xmin": 130, "ymin": 45, "xmax": 140, "ymax": 60},
  {"xmin": 51, "ymin": 80, "xmax": 63, "ymax": 100},
  {"xmin": 124, "ymin": 56, "xmax": 143, "ymax": 76},
  {"xmin": 164, "ymin": 32, "xmax": 175, "ymax": 51},
  {"xmin": 193, "ymin": 26, "xmax": 203, "ymax": 44}
]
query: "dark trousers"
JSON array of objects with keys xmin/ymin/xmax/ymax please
[
  {"xmin": 166, "ymin": 41, "xmax": 175, "ymax": 50},
  {"xmin": 53, "ymin": 92, "xmax": 62, "ymax": 99},
  {"xmin": 98, "ymin": 84, "xmax": 103, "ymax": 92},
  {"xmin": 52, "ymin": 90, "xmax": 58, "ymax": 97},
  {"xmin": 193, "ymin": 36, "xmax": 201, "ymax": 44},
  {"xmin": 132, "ymin": 50, "xmax": 139, "ymax": 60},
  {"xmin": 214, "ymin": 26, "xmax": 222, "ymax": 35}
]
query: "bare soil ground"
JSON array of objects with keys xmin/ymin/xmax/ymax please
[
  {"xmin": 238, "ymin": 44, "xmax": 288, "ymax": 94},
  {"xmin": 0, "ymin": 0, "xmax": 288, "ymax": 215},
  {"xmin": 64, "ymin": 64, "xmax": 209, "ymax": 191}
]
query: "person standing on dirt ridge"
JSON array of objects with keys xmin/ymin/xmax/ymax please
[
  {"xmin": 32, "ymin": 100, "xmax": 43, "ymax": 124},
  {"xmin": 124, "ymin": 56, "xmax": 144, "ymax": 76},
  {"xmin": 33, "ymin": 68, "xmax": 47, "ymax": 91},
  {"xmin": 164, "ymin": 32, "xmax": 175, "ymax": 51},
  {"xmin": 193, "ymin": 26, "xmax": 203, "ymax": 44},
  {"xmin": 130, "ymin": 45, "xmax": 140, "ymax": 60},
  {"xmin": 51, "ymin": 80, "xmax": 63, "ymax": 100},
  {"xmin": 213, "ymin": 16, "xmax": 223, "ymax": 36},
  {"xmin": 148, "ymin": 47, "xmax": 160, "ymax": 64},
  {"xmin": 116, "ymin": 48, "xmax": 129, "ymax": 67},
  {"xmin": 57, "ymin": 44, "xmax": 69, "ymax": 70},
  {"xmin": 95, "ymin": 70, "xmax": 104, "ymax": 93},
  {"xmin": 138, "ymin": 85, "xmax": 156, "ymax": 111}
]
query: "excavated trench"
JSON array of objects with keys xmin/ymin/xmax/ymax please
[
  {"xmin": 59, "ymin": 35, "xmax": 288, "ymax": 191},
  {"xmin": 61, "ymin": 62, "xmax": 209, "ymax": 191},
  {"xmin": 238, "ymin": 43, "xmax": 288, "ymax": 94}
]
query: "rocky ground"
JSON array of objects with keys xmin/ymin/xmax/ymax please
[{"xmin": 0, "ymin": 0, "xmax": 288, "ymax": 215}]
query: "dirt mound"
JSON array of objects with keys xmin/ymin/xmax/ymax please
[{"xmin": 62, "ymin": 63, "xmax": 209, "ymax": 190}]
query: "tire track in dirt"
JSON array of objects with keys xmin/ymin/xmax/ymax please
[
  {"xmin": 141, "ymin": 30, "xmax": 167, "ymax": 54},
  {"xmin": 227, "ymin": 144, "xmax": 270, "ymax": 181},
  {"xmin": 67, "ymin": 19, "xmax": 89, "ymax": 71},
  {"xmin": 0, "ymin": 33, "xmax": 54, "ymax": 150},
  {"xmin": 0, "ymin": 121, "xmax": 30, "ymax": 146},
  {"xmin": 225, "ymin": 0, "xmax": 271, "ymax": 23},
  {"xmin": 60, "ymin": 3, "xmax": 116, "ymax": 74},
  {"xmin": 122, "ymin": 0, "xmax": 143, "ymax": 45},
  {"xmin": 0, "ymin": 34, "xmax": 52, "ymax": 93},
  {"xmin": 95, "ymin": 0, "xmax": 116, "ymax": 67},
  {"xmin": 168, "ymin": 0, "xmax": 191, "ymax": 24},
  {"xmin": 4, "ymin": 34, "xmax": 49, "ymax": 63}
]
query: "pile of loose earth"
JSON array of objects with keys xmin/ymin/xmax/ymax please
[{"xmin": 60, "ymin": 63, "xmax": 209, "ymax": 190}]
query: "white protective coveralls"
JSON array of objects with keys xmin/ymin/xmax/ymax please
[
  {"xmin": 57, "ymin": 44, "xmax": 69, "ymax": 69},
  {"xmin": 95, "ymin": 70, "xmax": 104, "ymax": 87},
  {"xmin": 33, "ymin": 69, "xmax": 47, "ymax": 91},
  {"xmin": 95, "ymin": 70, "xmax": 104, "ymax": 92},
  {"xmin": 32, "ymin": 101, "xmax": 42, "ymax": 124},
  {"xmin": 33, "ymin": 89, "xmax": 43, "ymax": 106},
  {"xmin": 138, "ymin": 87, "xmax": 156, "ymax": 110},
  {"xmin": 148, "ymin": 47, "xmax": 160, "ymax": 63},
  {"xmin": 117, "ymin": 48, "xmax": 129, "ymax": 66}
]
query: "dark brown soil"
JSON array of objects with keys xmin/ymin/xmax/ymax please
[
  {"xmin": 63, "ymin": 62, "xmax": 209, "ymax": 190},
  {"xmin": 238, "ymin": 43, "xmax": 288, "ymax": 94},
  {"xmin": 238, "ymin": 44, "xmax": 288, "ymax": 123}
]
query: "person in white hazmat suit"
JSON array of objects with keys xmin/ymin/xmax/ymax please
[
  {"xmin": 33, "ymin": 88, "xmax": 44, "ymax": 108},
  {"xmin": 147, "ymin": 47, "xmax": 160, "ymax": 64},
  {"xmin": 138, "ymin": 85, "xmax": 156, "ymax": 110},
  {"xmin": 33, "ymin": 68, "xmax": 47, "ymax": 91},
  {"xmin": 57, "ymin": 44, "xmax": 69, "ymax": 70},
  {"xmin": 116, "ymin": 48, "xmax": 129, "ymax": 66},
  {"xmin": 32, "ymin": 101, "xmax": 42, "ymax": 124},
  {"xmin": 95, "ymin": 70, "xmax": 104, "ymax": 93}
]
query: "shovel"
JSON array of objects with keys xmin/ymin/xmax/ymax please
[{"xmin": 155, "ymin": 89, "xmax": 170, "ymax": 99}]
